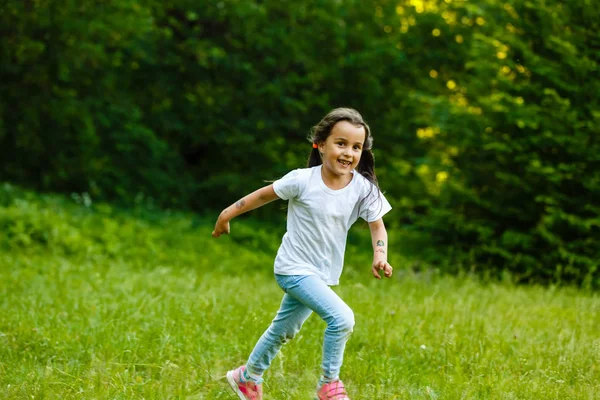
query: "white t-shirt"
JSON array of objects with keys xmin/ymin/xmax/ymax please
[{"xmin": 272, "ymin": 165, "xmax": 392, "ymax": 285}]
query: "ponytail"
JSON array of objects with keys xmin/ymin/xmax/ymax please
[
  {"xmin": 307, "ymin": 147, "xmax": 322, "ymax": 168},
  {"xmin": 356, "ymin": 149, "xmax": 378, "ymax": 188},
  {"xmin": 356, "ymin": 148, "xmax": 384, "ymax": 220}
]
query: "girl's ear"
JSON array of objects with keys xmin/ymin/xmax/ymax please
[{"xmin": 318, "ymin": 141, "xmax": 325, "ymax": 153}]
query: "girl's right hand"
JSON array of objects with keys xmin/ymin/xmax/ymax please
[{"xmin": 212, "ymin": 215, "xmax": 230, "ymax": 238}]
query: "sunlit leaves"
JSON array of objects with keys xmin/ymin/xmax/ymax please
[{"xmin": 0, "ymin": 0, "xmax": 598, "ymax": 284}]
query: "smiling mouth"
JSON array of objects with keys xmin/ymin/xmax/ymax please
[{"xmin": 338, "ymin": 160, "xmax": 351, "ymax": 167}]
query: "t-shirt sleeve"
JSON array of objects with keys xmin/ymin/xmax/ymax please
[
  {"xmin": 359, "ymin": 185, "xmax": 392, "ymax": 222},
  {"xmin": 272, "ymin": 169, "xmax": 302, "ymax": 200}
]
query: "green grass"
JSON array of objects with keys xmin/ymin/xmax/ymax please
[{"xmin": 0, "ymin": 185, "xmax": 599, "ymax": 399}]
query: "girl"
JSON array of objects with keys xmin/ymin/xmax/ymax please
[{"xmin": 212, "ymin": 108, "xmax": 393, "ymax": 400}]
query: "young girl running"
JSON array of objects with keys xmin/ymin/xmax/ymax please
[{"xmin": 212, "ymin": 108, "xmax": 393, "ymax": 400}]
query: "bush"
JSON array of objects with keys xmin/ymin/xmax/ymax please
[{"xmin": 411, "ymin": 0, "xmax": 600, "ymax": 286}]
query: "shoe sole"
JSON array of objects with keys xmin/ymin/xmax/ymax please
[{"xmin": 226, "ymin": 370, "xmax": 249, "ymax": 400}]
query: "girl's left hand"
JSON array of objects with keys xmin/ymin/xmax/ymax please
[{"xmin": 372, "ymin": 260, "xmax": 393, "ymax": 279}]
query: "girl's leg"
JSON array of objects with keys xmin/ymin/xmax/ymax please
[
  {"xmin": 279, "ymin": 274, "xmax": 354, "ymax": 382},
  {"xmin": 245, "ymin": 290, "xmax": 313, "ymax": 380}
]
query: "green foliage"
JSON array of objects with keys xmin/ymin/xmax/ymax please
[
  {"xmin": 408, "ymin": 0, "xmax": 600, "ymax": 285},
  {"xmin": 0, "ymin": 183, "xmax": 274, "ymax": 273},
  {"xmin": 0, "ymin": 0, "xmax": 191, "ymax": 206},
  {"xmin": 1, "ymin": 0, "xmax": 598, "ymax": 284}
]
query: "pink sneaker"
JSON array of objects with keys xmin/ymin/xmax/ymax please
[
  {"xmin": 316, "ymin": 380, "xmax": 350, "ymax": 400},
  {"xmin": 226, "ymin": 365, "xmax": 263, "ymax": 400}
]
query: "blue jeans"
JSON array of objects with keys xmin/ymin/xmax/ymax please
[{"xmin": 245, "ymin": 274, "xmax": 355, "ymax": 381}]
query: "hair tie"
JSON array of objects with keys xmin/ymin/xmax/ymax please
[{"xmin": 312, "ymin": 143, "xmax": 318, "ymax": 148}]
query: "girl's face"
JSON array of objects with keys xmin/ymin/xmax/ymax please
[{"xmin": 318, "ymin": 120, "xmax": 366, "ymax": 178}]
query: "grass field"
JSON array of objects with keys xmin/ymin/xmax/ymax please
[{"xmin": 0, "ymin": 185, "xmax": 599, "ymax": 399}]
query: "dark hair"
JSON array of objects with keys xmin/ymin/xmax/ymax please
[
  {"xmin": 307, "ymin": 108, "xmax": 383, "ymax": 219},
  {"xmin": 307, "ymin": 108, "xmax": 379, "ymax": 188}
]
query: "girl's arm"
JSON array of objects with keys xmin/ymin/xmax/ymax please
[
  {"xmin": 368, "ymin": 218, "xmax": 393, "ymax": 279},
  {"xmin": 212, "ymin": 184, "xmax": 280, "ymax": 238}
]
